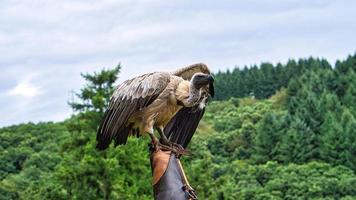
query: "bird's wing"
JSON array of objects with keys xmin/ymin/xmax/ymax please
[
  {"xmin": 164, "ymin": 63, "xmax": 214, "ymax": 148},
  {"xmin": 164, "ymin": 106, "xmax": 206, "ymax": 148},
  {"xmin": 96, "ymin": 72, "xmax": 171, "ymax": 150},
  {"xmin": 173, "ymin": 63, "xmax": 211, "ymax": 80}
]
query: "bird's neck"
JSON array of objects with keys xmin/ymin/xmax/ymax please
[{"xmin": 185, "ymin": 84, "xmax": 201, "ymax": 107}]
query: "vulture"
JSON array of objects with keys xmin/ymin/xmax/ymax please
[{"xmin": 96, "ymin": 63, "xmax": 214, "ymax": 151}]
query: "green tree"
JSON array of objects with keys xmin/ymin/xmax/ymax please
[
  {"xmin": 341, "ymin": 110, "xmax": 356, "ymax": 170},
  {"xmin": 68, "ymin": 64, "xmax": 121, "ymax": 130},
  {"xmin": 277, "ymin": 116, "xmax": 309, "ymax": 163},
  {"xmin": 320, "ymin": 112, "xmax": 344, "ymax": 165},
  {"xmin": 253, "ymin": 113, "xmax": 283, "ymax": 163}
]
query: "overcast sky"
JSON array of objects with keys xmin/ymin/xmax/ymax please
[{"xmin": 1, "ymin": 0, "xmax": 356, "ymax": 127}]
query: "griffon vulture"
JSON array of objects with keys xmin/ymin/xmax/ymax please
[{"xmin": 96, "ymin": 63, "xmax": 214, "ymax": 151}]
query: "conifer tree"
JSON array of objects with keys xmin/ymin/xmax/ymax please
[
  {"xmin": 320, "ymin": 112, "xmax": 344, "ymax": 164},
  {"xmin": 253, "ymin": 113, "xmax": 283, "ymax": 163},
  {"xmin": 341, "ymin": 110, "xmax": 356, "ymax": 170}
]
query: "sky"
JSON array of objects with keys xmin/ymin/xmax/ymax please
[{"xmin": 1, "ymin": 0, "xmax": 356, "ymax": 127}]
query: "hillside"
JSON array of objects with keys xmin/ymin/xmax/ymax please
[{"xmin": 1, "ymin": 53, "xmax": 356, "ymax": 199}]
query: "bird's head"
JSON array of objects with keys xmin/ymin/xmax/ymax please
[{"xmin": 191, "ymin": 72, "xmax": 214, "ymax": 89}]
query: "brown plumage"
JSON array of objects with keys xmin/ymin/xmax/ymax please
[{"xmin": 96, "ymin": 63, "xmax": 214, "ymax": 150}]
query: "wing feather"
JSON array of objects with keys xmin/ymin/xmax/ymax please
[
  {"xmin": 173, "ymin": 63, "xmax": 210, "ymax": 80},
  {"xmin": 96, "ymin": 72, "xmax": 170, "ymax": 150},
  {"xmin": 164, "ymin": 106, "xmax": 205, "ymax": 148}
]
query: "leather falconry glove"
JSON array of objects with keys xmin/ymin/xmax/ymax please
[{"xmin": 150, "ymin": 150, "xmax": 198, "ymax": 200}]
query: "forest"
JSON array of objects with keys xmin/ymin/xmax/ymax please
[{"xmin": 1, "ymin": 53, "xmax": 356, "ymax": 200}]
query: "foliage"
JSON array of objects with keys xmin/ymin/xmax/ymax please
[
  {"xmin": 68, "ymin": 64, "xmax": 121, "ymax": 130},
  {"xmin": 214, "ymin": 57, "xmax": 331, "ymax": 100},
  {"xmin": 2, "ymin": 53, "xmax": 356, "ymax": 199}
]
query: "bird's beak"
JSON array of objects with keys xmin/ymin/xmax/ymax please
[{"xmin": 207, "ymin": 75, "xmax": 214, "ymax": 83}]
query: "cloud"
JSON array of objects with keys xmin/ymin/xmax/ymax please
[{"xmin": 7, "ymin": 74, "xmax": 42, "ymax": 98}]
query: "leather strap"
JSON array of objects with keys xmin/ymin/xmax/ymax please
[{"xmin": 176, "ymin": 158, "xmax": 198, "ymax": 200}]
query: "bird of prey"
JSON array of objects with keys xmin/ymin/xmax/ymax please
[{"xmin": 96, "ymin": 63, "xmax": 214, "ymax": 151}]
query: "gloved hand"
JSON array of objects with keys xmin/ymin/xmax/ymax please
[{"xmin": 150, "ymin": 150, "xmax": 197, "ymax": 200}]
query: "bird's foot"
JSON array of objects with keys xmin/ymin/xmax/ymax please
[
  {"xmin": 171, "ymin": 142, "xmax": 190, "ymax": 157},
  {"xmin": 158, "ymin": 139, "xmax": 189, "ymax": 156},
  {"xmin": 156, "ymin": 142, "xmax": 175, "ymax": 152},
  {"xmin": 171, "ymin": 142, "xmax": 185, "ymax": 152},
  {"xmin": 149, "ymin": 138, "xmax": 172, "ymax": 152}
]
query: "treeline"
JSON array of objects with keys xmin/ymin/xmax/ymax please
[
  {"xmin": 206, "ymin": 54, "xmax": 356, "ymax": 169},
  {"xmin": 256, "ymin": 54, "xmax": 356, "ymax": 169},
  {"xmin": 214, "ymin": 57, "xmax": 332, "ymax": 100}
]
